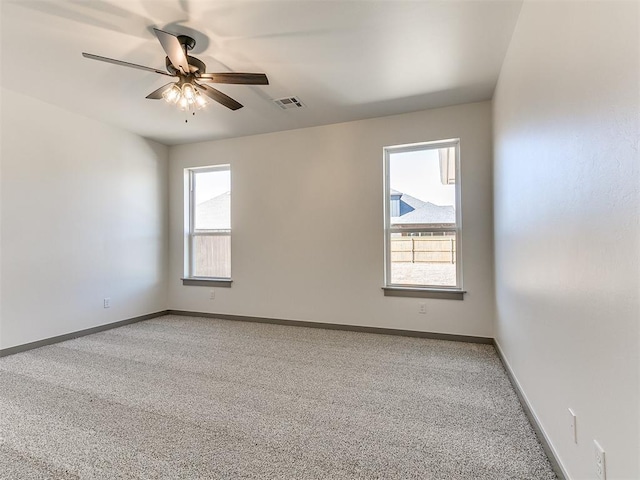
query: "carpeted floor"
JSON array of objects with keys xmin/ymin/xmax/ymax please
[{"xmin": 0, "ymin": 315, "xmax": 556, "ymax": 479}]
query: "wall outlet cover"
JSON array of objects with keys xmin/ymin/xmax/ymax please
[
  {"xmin": 594, "ymin": 440, "xmax": 606, "ymax": 480},
  {"xmin": 568, "ymin": 408, "xmax": 577, "ymax": 444}
]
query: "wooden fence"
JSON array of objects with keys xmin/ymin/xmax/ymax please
[
  {"xmin": 391, "ymin": 236, "xmax": 456, "ymax": 264},
  {"xmin": 193, "ymin": 235, "xmax": 453, "ymax": 274},
  {"xmin": 194, "ymin": 235, "xmax": 231, "ymax": 277}
]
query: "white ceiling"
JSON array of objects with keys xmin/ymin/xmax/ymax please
[{"xmin": 1, "ymin": 1, "xmax": 523, "ymax": 146}]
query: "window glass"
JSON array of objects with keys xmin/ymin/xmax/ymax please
[
  {"xmin": 188, "ymin": 166, "xmax": 231, "ymax": 279},
  {"xmin": 385, "ymin": 142, "xmax": 460, "ymax": 288}
]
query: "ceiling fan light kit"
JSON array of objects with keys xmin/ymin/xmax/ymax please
[
  {"xmin": 163, "ymin": 85, "xmax": 181, "ymax": 104},
  {"xmin": 82, "ymin": 28, "xmax": 269, "ymax": 121},
  {"xmin": 163, "ymin": 81, "xmax": 208, "ymax": 114}
]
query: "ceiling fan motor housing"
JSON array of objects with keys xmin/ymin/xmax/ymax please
[
  {"xmin": 163, "ymin": 34, "xmax": 204, "ymax": 75},
  {"xmin": 177, "ymin": 35, "xmax": 196, "ymax": 51},
  {"xmin": 166, "ymin": 55, "xmax": 206, "ymax": 76}
]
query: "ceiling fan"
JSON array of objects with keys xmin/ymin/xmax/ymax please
[{"xmin": 82, "ymin": 28, "xmax": 269, "ymax": 112}]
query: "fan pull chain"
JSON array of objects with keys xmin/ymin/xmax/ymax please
[{"xmin": 184, "ymin": 103, "xmax": 198, "ymax": 123}]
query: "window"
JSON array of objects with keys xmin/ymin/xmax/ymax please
[
  {"xmin": 186, "ymin": 165, "xmax": 231, "ymax": 282},
  {"xmin": 383, "ymin": 140, "xmax": 462, "ymax": 297}
]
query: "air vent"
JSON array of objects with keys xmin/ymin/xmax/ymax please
[{"xmin": 273, "ymin": 96, "xmax": 305, "ymax": 109}]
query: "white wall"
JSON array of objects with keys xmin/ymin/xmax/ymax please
[
  {"xmin": 493, "ymin": 2, "xmax": 639, "ymax": 479},
  {"xmin": 0, "ymin": 88, "xmax": 169, "ymax": 349},
  {"xmin": 169, "ymin": 102, "xmax": 495, "ymax": 337}
]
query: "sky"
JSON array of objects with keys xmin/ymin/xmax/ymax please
[
  {"xmin": 193, "ymin": 149, "xmax": 455, "ymax": 207},
  {"xmin": 389, "ymin": 148, "xmax": 455, "ymax": 206},
  {"xmin": 195, "ymin": 169, "xmax": 230, "ymax": 204}
]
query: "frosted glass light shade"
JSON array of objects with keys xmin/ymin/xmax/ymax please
[
  {"xmin": 195, "ymin": 92, "xmax": 207, "ymax": 109},
  {"xmin": 163, "ymin": 85, "xmax": 181, "ymax": 104},
  {"xmin": 182, "ymin": 83, "xmax": 196, "ymax": 104}
]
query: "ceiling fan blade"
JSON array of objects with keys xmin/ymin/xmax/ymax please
[
  {"xmin": 82, "ymin": 53, "xmax": 174, "ymax": 76},
  {"xmin": 194, "ymin": 83, "xmax": 243, "ymax": 111},
  {"xmin": 198, "ymin": 73, "xmax": 269, "ymax": 85},
  {"xmin": 153, "ymin": 28, "xmax": 190, "ymax": 75},
  {"xmin": 146, "ymin": 83, "xmax": 176, "ymax": 99}
]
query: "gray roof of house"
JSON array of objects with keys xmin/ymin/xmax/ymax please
[
  {"xmin": 194, "ymin": 190, "xmax": 452, "ymax": 229},
  {"xmin": 391, "ymin": 192, "xmax": 455, "ymax": 226},
  {"xmin": 195, "ymin": 191, "xmax": 230, "ymax": 229}
]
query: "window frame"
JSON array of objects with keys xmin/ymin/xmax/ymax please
[
  {"xmin": 383, "ymin": 139, "xmax": 463, "ymax": 296},
  {"xmin": 185, "ymin": 164, "xmax": 232, "ymax": 283}
]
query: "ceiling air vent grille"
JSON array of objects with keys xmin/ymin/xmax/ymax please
[{"xmin": 273, "ymin": 96, "xmax": 305, "ymax": 109}]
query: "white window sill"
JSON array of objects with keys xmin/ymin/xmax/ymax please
[
  {"xmin": 382, "ymin": 287, "xmax": 465, "ymax": 300},
  {"xmin": 181, "ymin": 278, "xmax": 232, "ymax": 287}
]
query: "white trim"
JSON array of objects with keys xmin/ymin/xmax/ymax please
[
  {"xmin": 185, "ymin": 165, "xmax": 231, "ymax": 280},
  {"xmin": 182, "ymin": 170, "xmax": 191, "ymax": 277},
  {"xmin": 389, "ymin": 227, "xmax": 456, "ymax": 234},
  {"xmin": 384, "ymin": 138, "xmax": 460, "ymax": 153},
  {"xmin": 189, "ymin": 165, "xmax": 230, "ymax": 174},
  {"xmin": 454, "ymin": 140, "xmax": 463, "ymax": 288},
  {"xmin": 383, "ymin": 148, "xmax": 392, "ymax": 287},
  {"xmin": 383, "ymin": 139, "xmax": 462, "ymax": 290},
  {"xmin": 188, "ymin": 169, "xmax": 196, "ymax": 277}
]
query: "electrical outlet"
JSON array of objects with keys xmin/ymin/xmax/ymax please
[
  {"xmin": 568, "ymin": 408, "xmax": 577, "ymax": 444},
  {"xmin": 418, "ymin": 303, "xmax": 426, "ymax": 314},
  {"xmin": 594, "ymin": 440, "xmax": 606, "ymax": 480},
  {"xmin": 103, "ymin": 297, "xmax": 111, "ymax": 309},
  {"xmin": 209, "ymin": 289, "xmax": 215, "ymax": 300}
]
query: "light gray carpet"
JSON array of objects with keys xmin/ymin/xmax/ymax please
[{"xmin": 0, "ymin": 315, "xmax": 556, "ymax": 479}]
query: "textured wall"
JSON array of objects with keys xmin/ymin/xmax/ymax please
[
  {"xmin": 0, "ymin": 88, "xmax": 169, "ymax": 349},
  {"xmin": 493, "ymin": 2, "xmax": 639, "ymax": 478},
  {"xmin": 169, "ymin": 102, "xmax": 495, "ymax": 338}
]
